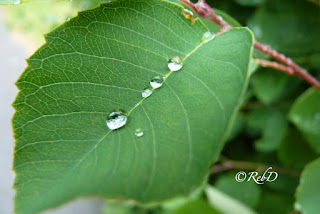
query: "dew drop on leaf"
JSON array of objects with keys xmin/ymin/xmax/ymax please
[
  {"xmin": 168, "ymin": 56, "xmax": 183, "ymax": 71},
  {"xmin": 135, "ymin": 128, "xmax": 144, "ymax": 137},
  {"xmin": 150, "ymin": 76, "xmax": 164, "ymax": 89},
  {"xmin": 201, "ymin": 31, "xmax": 215, "ymax": 44},
  {"xmin": 65, "ymin": 17, "xmax": 70, "ymax": 21},
  {"xmin": 13, "ymin": 0, "xmax": 21, "ymax": 5},
  {"xmin": 106, "ymin": 110, "xmax": 128, "ymax": 130},
  {"xmin": 142, "ymin": 87, "xmax": 153, "ymax": 98},
  {"xmin": 183, "ymin": 8, "xmax": 193, "ymax": 17}
]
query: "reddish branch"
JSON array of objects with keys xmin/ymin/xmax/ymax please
[
  {"xmin": 179, "ymin": 0, "xmax": 320, "ymax": 91},
  {"xmin": 256, "ymin": 59, "xmax": 294, "ymax": 75}
]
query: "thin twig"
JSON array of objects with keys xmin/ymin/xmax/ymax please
[
  {"xmin": 256, "ymin": 59, "xmax": 294, "ymax": 75},
  {"xmin": 179, "ymin": 0, "xmax": 320, "ymax": 91}
]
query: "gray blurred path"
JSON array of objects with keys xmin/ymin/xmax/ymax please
[{"xmin": 0, "ymin": 9, "xmax": 102, "ymax": 214}]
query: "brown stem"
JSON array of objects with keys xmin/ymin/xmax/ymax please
[
  {"xmin": 211, "ymin": 159, "xmax": 301, "ymax": 177},
  {"xmin": 179, "ymin": 0, "xmax": 320, "ymax": 91},
  {"xmin": 256, "ymin": 59, "xmax": 294, "ymax": 75},
  {"xmin": 255, "ymin": 42, "xmax": 320, "ymax": 90}
]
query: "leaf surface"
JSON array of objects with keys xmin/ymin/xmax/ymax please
[
  {"xmin": 289, "ymin": 88, "xmax": 320, "ymax": 153},
  {"xmin": 12, "ymin": 0, "xmax": 253, "ymax": 213},
  {"xmin": 295, "ymin": 157, "xmax": 320, "ymax": 214}
]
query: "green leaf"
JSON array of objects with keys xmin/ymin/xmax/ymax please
[
  {"xmin": 246, "ymin": 108, "xmax": 288, "ymax": 152},
  {"xmin": 251, "ymin": 68, "xmax": 301, "ymax": 105},
  {"xmin": 295, "ymin": 157, "xmax": 320, "ymax": 214},
  {"xmin": 278, "ymin": 128, "xmax": 317, "ymax": 169},
  {"xmin": 248, "ymin": 0, "xmax": 320, "ymax": 56},
  {"xmin": 12, "ymin": 0, "xmax": 254, "ymax": 213},
  {"xmin": 214, "ymin": 174, "xmax": 261, "ymax": 208},
  {"xmin": 205, "ymin": 186, "xmax": 257, "ymax": 214},
  {"xmin": 265, "ymin": 174, "xmax": 299, "ymax": 195},
  {"xmin": 289, "ymin": 88, "xmax": 320, "ymax": 153},
  {"xmin": 234, "ymin": 0, "xmax": 264, "ymax": 7},
  {"xmin": 102, "ymin": 199, "xmax": 161, "ymax": 214},
  {"xmin": 3, "ymin": 0, "xmax": 76, "ymax": 48},
  {"xmin": 103, "ymin": 200, "xmax": 137, "ymax": 214},
  {"xmin": 256, "ymin": 190, "xmax": 293, "ymax": 214},
  {"xmin": 168, "ymin": 199, "xmax": 221, "ymax": 214}
]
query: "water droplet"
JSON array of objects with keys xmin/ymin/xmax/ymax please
[
  {"xmin": 201, "ymin": 31, "xmax": 215, "ymax": 44},
  {"xmin": 168, "ymin": 56, "xmax": 183, "ymax": 71},
  {"xmin": 183, "ymin": 8, "xmax": 193, "ymax": 17},
  {"xmin": 135, "ymin": 128, "xmax": 144, "ymax": 137},
  {"xmin": 12, "ymin": 0, "xmax": 21, "ymax": 5},
  {"xmin": 65, "ymin": 17, "xmax": 70, "ymax": 21},
  {"xmin": 150, "ymin": 76, "xmax": 164, "ymax": 89},
  {"xmin": 142, "ymin": 87, "xmax": 153, "ymax": 98},
  {"xmin": 106, "ymin": 110, "xmax": 127, "ymax": 130}
]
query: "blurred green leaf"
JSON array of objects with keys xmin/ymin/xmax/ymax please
[
  {"xmin": 234, "ymin": 0, "xmax": 264, "ymax": 7},
  {"xmin": 251, "ymin": 68, "xmax": 301, "ymax": 105},
  {"xmin": 246, "ymin": 108, "xmax": 288, "ymax": 152},
  {"xmin": 256, "ymin": 190, "xmax": 294, "ymax": 214},
  {"xmin": 265, "ymin": 174, "xmax": 299, "ymax": 195},
  {"xmin": 206, "ymin": 185, "xmax": 257, "ymax": 214},
  {"xmin": 214, "ymin": 174, "xmax": 261, "ymax": 208},
  {"xmin": 3, "ymin": 0, "xmax": 77, "ymax": 49},
  {"xmin": 168, "ymin": 199, "xmax": 221, "ymax": 214},
  {"xmin": 278, "ymin": 128, "xmax": 317, "ymax": 169},
  {"xmin": 248, "ymin": 0, "xmax": 320, "ymax": 56},
  {"xmin": 161, "ymin": 179, "xmax": 206, "ymax": 212},
  {"xmin": 295, "ymin": 157, "xmax": 320, "ymax": 214},
  {"xmin": 289, "ymin": 88, "xmax": 320, "ymax": 153},
  {"xmin": 103, "ymin": 200, "xmax": 137, "ymax": 214}
]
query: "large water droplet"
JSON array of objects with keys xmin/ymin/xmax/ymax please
[
  {"xmin": 13, "ymin": 0, "xmax": 21, "ymax": 5},
  {"xmin": 106, "ymin": 110, "xmax": 127, "ymax": 130},
  {"xmin": 201, "ymin": 31, "xmax": 215, "ymax": 44},
  {"xmin": 183, "ymin": 8, "xmax": 193, "ymax": 17},
  {"xmin": 142, "ymin": 87, "xmax": 153, "ymax": 98},
  {"xmin": 135, "ymin": 128, "xmax": 144, "ymax": 137},
  {"xmin": 150, "ymin": 76, "xmax": 164, "ymax": 89},
  {"xmin": 168, "ymin": 56, "xmax": 183, "ymax": 71}
]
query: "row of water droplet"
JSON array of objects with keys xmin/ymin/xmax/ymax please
[
  {"xmin": 106, "ymin": 55, "xmax": 184, "ymax": 134},
  {"xmin": 106, "ymin": 15, "xmax": 216, "ymax": 137}
]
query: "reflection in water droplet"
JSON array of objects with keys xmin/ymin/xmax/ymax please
[
  {"xmin": 142, "ymin": 87, "xmax": 153, "ymax": 98},
  {"xmin": 135, "ymin": 128, "xmax": 144, "ymax": 137},
  {"xmin": 183, "ymin": 8, "xmax": 193, "ymax": 17},
  {"xmin": 150, "ymin": 76, "xmax": 164, "ymax": 89},
  {"xmin": 12, "ymin": 0, "xmax": 21, "ymax": 5},
  {"xmin": 201, "ymin": 31, "xmax": 215, "ymax": 44},
  {"xmin": 168, "ymin": 56, "xmax": 183, "ymax": 71},
  {"xmin": 106, "ymin": 110, "xmax": 127, "ymax": 130}
]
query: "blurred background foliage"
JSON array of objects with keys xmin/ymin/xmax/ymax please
[{"xmin": 2, "ymin": 0, "xmax": 320, "ymax": 213}]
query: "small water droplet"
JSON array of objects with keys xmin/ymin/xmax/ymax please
[
  {"xmin": 201, "ymin": 31, "xmax": 215, "ymax": 44},
  {"xmin": 168, "ymin": 56, "xmax": 183, "ymax": 71},
  {"xmin": 12, "ymin": 0, "xmax": 21, "ymax": 5},
  {"xmin": 183, "ymin": 8, "xmax": 193, "ymax": 17},
  {"xmin": 142, "ymin": 87, "xmax": 153, "ymax": 98},
  {"xmin": 135, "ymin": 128, "xmax": 144, "ymax": 137},
  {"xmin": 65, "ymin": 17, "xmax": 70, "ymax": 21},
  {"xmin": 150, "ymin": 76, "xmax": 164, "ymax": 89},
  {"xmin": 106, "ymin": 110, "xmax": 127, "ymax": 130}
]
